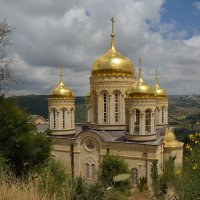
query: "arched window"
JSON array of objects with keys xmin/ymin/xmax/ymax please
[
  {"xmin": 53, "ymin": 110, "xmax": 56, "ymax": 129},
  {"xmin": 134, "ymin": 110, "xmax": 140, "ymax": 133},
  {"xmin": 145, "ymin": 109, "xmax": 151, "ymax": 133},
  {"xmin": 131, "ymin": 168, "xmax": 138, "ymax": 185},
  {"xmin": 115, "ymin": 92, "xmax": 119, "ymax": 123},
  {"xmin": 125, "ymin": 110, "xmax": 129, "ymax": 132},
  {"xmin": 71, "ymin": 109, "xmax": 73, "ymax": 128},
  {"xmin": 85, "ymin": 163, "xmax": 90, "ymax": 179},
  {"xmin": 62, "ymin": 110, "xmax": 65, "ymax": 129},
  {"xmin": 161, "ymin": 107, "xmax": 165, "ymax": 124},
  {"xmin": 93, "ymin": 93, "xmax": 98, "ymax": 123},
  {"xmin": 91, "ymin": 164, "xmax": 96, "ymax": 179},
  {"xmin": 155, "ymin": 108, "xmax": 159, "ymax": 125},
  {"xmin": 103, "ymin": 92, "xmax": 107, "ymax": 123}
]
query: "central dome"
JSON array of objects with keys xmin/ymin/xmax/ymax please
[{"xmin": 91, "ymin": 27, "xmax": 135, "ymax": 77}]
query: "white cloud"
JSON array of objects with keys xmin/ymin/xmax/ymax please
[
  {"xmin": 193, "ymin": 1, "xmax": 200, "ymax": 10},
  {"xmin": 1, "ymin": 0, "xmax": 200, "ymax": 95}
]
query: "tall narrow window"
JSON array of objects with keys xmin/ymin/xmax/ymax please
[
  {"xmin": 134, "ymin": 110, "xmax": 140, "ymax": 133},
  {"xmin": 93, "ymin": 93, "xmax": 98, "ymax": 123},
  {"xmin": 155, "ymin": 108, "xmax": 159, "ymax": 125},
  {"xmin": 85, "ymin": 163, "xmax": 90, "ymax": 179},
  {"xmin": 53, "ymin": 110, "xmax": 56, "ymax": 129},
  {"xmin": 125, "ymin": 110, "xmax": 129, "ymax": 132},
  {"xmin": 91, "ymin": 164, "xmax": 96, "ymax": 179},
  {"xmin": 103, "ymin": 93, "xmax": 107, "ymax": 123},
  {"xmin": 115, "ymin": 93, "xmax": 119, "ymax": 122},
  {"xmin": 161, "ymin": 107, "xmax": 164, "ymax": 124},
  {"xmin": 145, "ymin": 109, "xmax": 151, "ymax": 133},
  {"xmin": 62, "ymin": 110, "xmax": 65, "ymax": 129},
  {"xmin": 131, "ymin": 168, "xmax": 138, "ymax": 185},
  {"xmin": 71, "ymin": 109, "xmax": 73, "ymax": 128}
]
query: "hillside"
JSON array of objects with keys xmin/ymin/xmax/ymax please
[
  {"xmin": 13, "ymin": 95, "xmax": 86, "ymax": 123},
  {"xmin": 12, "ymin": 95, "xmax": 200, "ymax": 125}
]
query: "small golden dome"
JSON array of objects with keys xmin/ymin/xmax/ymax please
[
  {"xmin": 91, "ymin": 18, "xmax": 135, "ymax": 78},
  {"xmin": 50, "ymin": 65, "xmax": 73, "ymax": 98},
  {"xmin": 127, "ymin": 59, "xmax": 154, "ymax": 97},
  {"xmin": 153, "ymin": 70, "xmax": 167, "ymax": 97},
  {"xmin": 164, "ymin": 128, "xmax": 182, "ymax": 147}
]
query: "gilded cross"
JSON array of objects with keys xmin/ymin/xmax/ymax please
[
  {"xmin": 139, "ymin": 57, "xmax": 142, "ymax": 69},
  {"xmin": 156, "ymin": 69, "xmax": 158, "ymax": 80},
  {"xmin": 60, "ymin": 64, "xmax": 63, "ymax": 80},
  {"xmin": 60, "ymin": 64, "xmax": 62, "ymax": 75},
  {"xmin": 111, "ymin": 17, "xmax": 115, "ymax": 34}
]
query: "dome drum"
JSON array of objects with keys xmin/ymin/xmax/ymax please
[{"xmin": 125, "ymin": 133, "xmax": 157, "ymax": 142}]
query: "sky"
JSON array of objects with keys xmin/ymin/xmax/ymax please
[{"xmin": 1, "ymin": 0, "xmax": 200, "ymax": 96}]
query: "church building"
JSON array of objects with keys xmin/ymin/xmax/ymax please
[{"xmin": 47, "ymin": 19, "xmax": 183, "ymax": 186}]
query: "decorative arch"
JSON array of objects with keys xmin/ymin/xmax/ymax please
[
  {"xmin": 50, "ymin": 107, "xmax": 58, "ymax": 112},
  {"xmin": 112, "ymin": 89, "xmax": 121, "ymax": 95},
  {"xmin": 77, "ymin": 132, "xmax": 102, "ymax": 149}
]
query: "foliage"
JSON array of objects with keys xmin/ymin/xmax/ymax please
[
  {"xmin": 107, "ymin": 189, "xmax": 127, "ymax": 200},
  {"xmin": 100, "ymin": 155, "xmax": 130, "ymax": 188},
  {"xmin": 151, "ymin": 160, "xmax": 160, "ymax": 198},
  {"xmin": 0, "ymin": 153, "xmax": 8, "ymax": 172},
  {"xmin": 151, "ymin": 133, "xmax": 200, "ymax": 200},
  {"xmin": 137, "ymin": 177, "xmax": 148, "ymax": 192},
  {"xmin": 33, "ymin": 159, "xmax": 73, "ymax": 200},
  {"xmin": 33, "ymin": 159, "xmax": 109, "ymax": 200},
  {"xmin": 0, "ymin": 173, "xmax": 48, "ymax": 200},
  {"xmin": 72, "ymin": 177, "xmax": 108, "ymax": 200},
  {"xmin": 151, "ymin": 159, "xmax": 170, "ymax": 199},
  {"xmin": 0, "ymin": 96, "xmax": 51, "ymax": 175},
  {"xmin": 172, "ymin": 133, "xmax": 200, "ymax": 200},
  {"xmin": 100, "ymin": 155, "xmax": 131, "ymax": 194},
  {"xmin": 0, "ymin": 19, "xmax": 15, "ymax": 93},
  {"xmin": 162, "ymin": 157, "xmax": 176, "ymax": 184}
]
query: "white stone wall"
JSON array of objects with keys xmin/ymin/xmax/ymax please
[
  {"xmin": 48, "ymin": 97, "xmax": 75, "ymax": 133},
  {"xmin": 89, "ymin": 76, "xmax": 135, "ymax": 129},
  {"xmin": 125, "ymin": 97, "xmax": 157, "ymax": 135}
]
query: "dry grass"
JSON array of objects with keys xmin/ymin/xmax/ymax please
[
  {"xmin": 0, "ymin": 175, "xmax": 49, "ymax": 200},
  {"xmin": 129, "ymin": 191, "xmax": 153, "ymax": 200}
]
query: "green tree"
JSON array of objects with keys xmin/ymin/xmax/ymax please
[
  {"xmin": 151, "ymin": 160, "xmax": 160, "ymax": 199},
  {"xmin": 0, "ymin": 96, "xmax": 51, "ymax": 175},
  {"xmin": 100, "ymin": 155, "xmax": 130, "ymax": 191},
  {"xmin": 173, "ymin": 133, "xmax": 200, "ymax": 200}
]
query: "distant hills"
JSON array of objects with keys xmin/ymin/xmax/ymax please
[
  {"xmin": 12, "ymin": 95, "xmax": 200, "ymax": 126},
  {"xmin": 14, "ymin": 95, "xmax": 86, "ymax": 123}
]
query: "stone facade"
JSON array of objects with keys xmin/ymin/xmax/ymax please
[{"xmin": 48, "ymin": 22, "xmax": 183, "ymax": 187}]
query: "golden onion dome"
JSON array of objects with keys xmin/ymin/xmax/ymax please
[
  {"xmin": 127, "ymin": 59, "xmax": 154, "ymax": 97},
  {"xmin": 50, "ymin": 65, "xmax": 73, "ymax": 98},
  {"xmin": 153, "ymin": 70, "xmax": 167, "ymax": 97},
  {"xmin": 164, "ymin": 128, "xmax": 182, "ymax": 147},
  {"xmin": 91, "ymin": 18, "xmax": 135, "ymax": 78}
]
